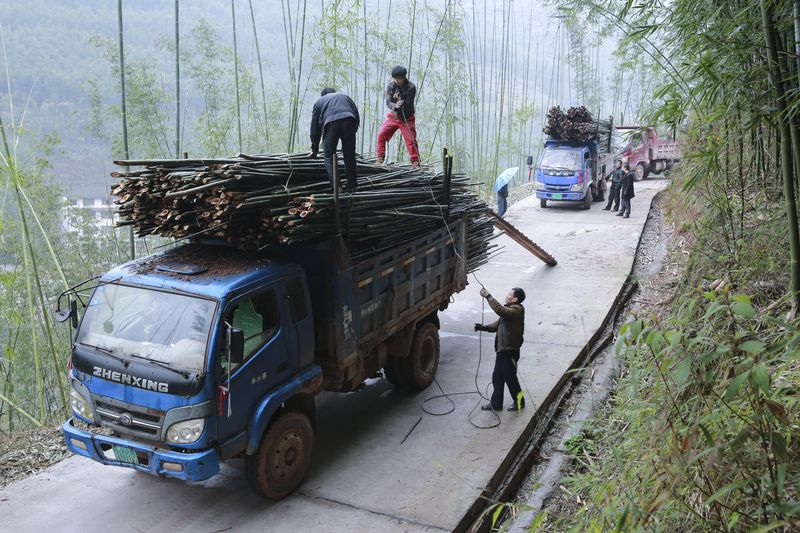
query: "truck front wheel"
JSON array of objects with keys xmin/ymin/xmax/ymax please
[
  {"xmin": 246, "ymin": 411, "xmax": 313, "ymax": 500},
  {"xmin": 540, "ymin": 199, "xmax": 547, "ymax": 208},
  {"xmin": 402, "ymin": 322, "xmax": 440, "ymax": 390},
  {"xmin": 582, "ymin": 187, "xmax": 593, "ymax": 210}
]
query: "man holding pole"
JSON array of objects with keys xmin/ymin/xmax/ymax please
[
  {"xmin": 310, "ymin": 88, "xmax": 360, "ymax": 193},
  {"xmin": 376, "ymin": 65, "xmax": 421, "ymax": 169},
  {"xmin": 474, "ymin": 286, "xmax": 527, "ymax": 412}
]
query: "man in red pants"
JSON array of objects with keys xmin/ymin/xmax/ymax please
[{"xmin": 377, "ymin": 65, "xmax": 421, "ymax": 169}]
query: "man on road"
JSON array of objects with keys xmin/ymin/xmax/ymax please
[
  {"xmin": 603, "ymin": 159, "xmax": 624, "ymax": 211},
  {"xmin": 617, "ymin": 162, "xmax": 635, "ymax": 218},
  {"xmin": 310, "ymin": 88, "xmax": 360, "ymax": 192},
  {"xmin": 376, "ymin": 65, "xmax": 421, "ymax": 169},
  {"xmin": 474, "ymin": 287, "xmax": 526, "ymax": 412}
]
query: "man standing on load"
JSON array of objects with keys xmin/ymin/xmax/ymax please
[{"xmin": 376, "ymin": 65, "xmax": 421, "ymax": 169}]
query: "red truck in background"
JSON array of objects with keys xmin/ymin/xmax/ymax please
[{"xmin": 617, "ymin": 126, "xmax": 682, "ymax": 181}]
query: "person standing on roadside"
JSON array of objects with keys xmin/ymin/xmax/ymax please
[
  {"xmin": 497, "ymin": 183, "xmax": 509, "ymax": 217},
  {"xmin": 376, "ymin": 65, "xmax": 421, "ymax": 169},
  {"xmin": 617, "ymin": 161, "xmax": 635, "ymax": 218},
  {"xmin": 603, "ymin": 159, "xmax": 624, "ymax": 211},
  {"xmin": 310, "ymin": 88, "xmax": 360, "ymax": 193},
  {"xmin": 474, "ymin": 287, "xmax": 526, "ymax": 412}
]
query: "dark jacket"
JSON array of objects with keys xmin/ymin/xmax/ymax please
[
  {"xmin": 477, "ymin": 294, "xmax": 525, "ymax": 352},
  {"xmin": 385, "ymin": 79, "xmax": 416, "ymax": 120},
  {"xmin": 498, "ymin": 184, "xmax": 508, "ymax": 198},
  {"xmin": 310, "ymin": 93, "xmax": 360, "ymax": 152},
  {"xmin": 609, "ymin": 168, "xmax": 625, "ymax": 184},
  {"xmin": 621, "ymin": 170, "xmax": 635, "ymax": 199}
]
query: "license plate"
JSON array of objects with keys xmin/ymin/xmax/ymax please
[
  {"xmin": 112, "ymin": 445, "xmax": 139, "ymax": 465},
  {"xmin": 551, "ymin": 193, "xmax": 563, "ymax": 199}
]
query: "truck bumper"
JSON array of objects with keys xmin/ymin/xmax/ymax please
[
  {"xmin": 63, "ymin": 418, "xmax": 220, "ymax": 482},
  {"xmin": 536, "ymin": 191, "xmax": 584, "ymax": 201}
]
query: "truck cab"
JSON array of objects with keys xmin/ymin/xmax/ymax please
[
  {"xmin": 534, "ymin": 139, "xmax": 606, "ymax": 209},
  {"xmin": 63, "ymin": 245, "xmax": 321, "ymax": 498}
]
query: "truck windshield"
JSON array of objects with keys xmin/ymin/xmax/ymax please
[
  {"xmin": 75, "ymin": 284, "xmax": 215, "ymax": 373},
  {"xmin": 540, "ymin": 149, "xmax": 581, "ymax": 170}
]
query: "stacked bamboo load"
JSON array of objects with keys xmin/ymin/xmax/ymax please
[
  {"xmin": 111, "ymin": 154, "xmax": 498, "ymax": 270},
  {"xmin": 543, "ymin": 105, "xmax": 614, "ymax": 154}
]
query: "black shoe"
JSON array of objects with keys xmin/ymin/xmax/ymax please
[
  {"xmin": 481, "ymin": 404, "xmax": 502, "ymax": 412},
  {"xmin": 602, "ymin": 206, "xmax": 610, "ymax": 211},
  {"xmin": 616, "ymin": 212, "xmax": 624, "ymax": 216},
  {"xmin": 623, "ymin": 214, "xmax": 630, "ymax": 218},
  {"xmin": 611, "ymin": 207, "xmax": 618, "ymax": 211},
  {"xmin": 507, "ymin": 400, "xmax": 526, "ymax": 412}
]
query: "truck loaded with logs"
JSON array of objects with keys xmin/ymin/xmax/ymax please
[
  {"xmin": 535, "ymin": 106, "xmax": 617, "ymax": 210},
  {"xmin": 55, "ymin": 153, "xmax": 553, "ymax": 499}
]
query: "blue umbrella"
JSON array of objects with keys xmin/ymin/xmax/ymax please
[{"xmin": 493, "ymin": 167, "xmax": 519, "ymax": 192}]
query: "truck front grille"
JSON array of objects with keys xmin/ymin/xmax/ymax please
[
  {"xmin": 94, "ymin": 397, "xmax": 164, "ymax": 438},
  {"xmin": 545, "ymin": 184, "xmax": 571, "ymax": 192}
]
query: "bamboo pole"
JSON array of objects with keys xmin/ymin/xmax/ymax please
[
  {"xmin": 175, "ymin": 0, "xmax": 180, "ymax": 157},
  {"xmin": 117, "ymin": 0, "xmax": 135, "ymax": 259},
  {"xmin": 248, "ymin": 0, "xmax": 270, "ymax": 148},
  {"xmin": 231, "ymin": 0, "xmax": 242, "ymax": 153}
]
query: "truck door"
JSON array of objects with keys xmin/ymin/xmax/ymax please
[
  {"xmin": 216, "ymin": 286, "xmax": 293, "ymax": 444},
  {"xmin": 284, "ymin": 276, "xmax": 314, "ymax": 369}
]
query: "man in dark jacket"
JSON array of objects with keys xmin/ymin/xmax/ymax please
[
  {"xmin": 376, "ymin": 65, "xmax": 420, "ymax": 168},
  {"xmin": 310, "ymin": 88, "xmax": 360, "ymax": 192},
  {"xmin": 617, "ymin": 162, "xmax": 635, "ymax": 218},
  {"xmin": 474, "ymin": 287, "xmax": 526, "ymax": 412},
  {"xmin": 603, "ymin": 159, "xmax": 624, "ymax": 211}
]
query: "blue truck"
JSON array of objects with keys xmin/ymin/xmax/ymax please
[
  {"xmin": 534, "ymin": 137, "xmax": 612, "ymax": 210},
  {"xmin": 58, "ymin": 221, "xmax": 466, "ymax": 499}
]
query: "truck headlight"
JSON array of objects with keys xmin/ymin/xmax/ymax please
[
  {"xmin": 534, "ymin": 181, "xmax": 545, "ymax": 190},
  {"xmin": 570, "ymin": 183, "xmax": 583, "ymax": 192},
  {"xmin": 166, "ymin": 418, "xmax": 205, "ymax": 444},
  {"xmin": 70, "ymin": 387, "xmax": 94, "ymax": 423}
]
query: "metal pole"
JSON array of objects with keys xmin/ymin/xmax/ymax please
[
  {"xmin": 175, "ymin": 0, "xmax": 180, "ymax": 158},
  {"xmin": 232, "ymin": 0, "xmax": 243, "ymax": 153},
  {"xmin": 117, "ymin": 0, "xmax": 135, "ymax": 260}
]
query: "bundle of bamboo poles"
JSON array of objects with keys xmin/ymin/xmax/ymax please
[
  {"xmin": 543, "ymin": 105, "xmax": 614, "ymax": 154},
  {"xmin": 111, "ymin": 153, "xmax": 499, "ymax": 270}
]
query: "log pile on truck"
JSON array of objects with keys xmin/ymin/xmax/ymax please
[
  {"xmin": 543, "ymin": 105, "xmax": 614, "ymax": 152},
  {"xmin": 110, "ymin": 154, "xmax": 497, "ymax": 271}
]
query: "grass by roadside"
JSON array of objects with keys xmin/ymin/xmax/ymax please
[{"xmin": 530, "ymin": 168, "xmax": 800, "ymax": 532}]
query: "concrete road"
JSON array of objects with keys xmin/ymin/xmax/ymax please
[{"xmin": 0, "ymin": 180, "xmax": 666, "ymax": 533}]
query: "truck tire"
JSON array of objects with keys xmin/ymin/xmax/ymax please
[
  {"xmin": 635, "ymin": 163, "xmax": 648, "ymax": 181},
  {"xmin": 594, "ymin": 183, "xmax": 605, "ymax": 202},
  {"xmin": 540, "ymin": 199, "xmax": 547, "ymax": 208},
  {"xmin": 582, "ymin": 187, "xmax": 592, "ymax": 210},
  {"xmin": 246, "ymin": 411, "xmax": 313, "ymax": 500},
  {"xmin": 401, "ymin": 322, "xmax": 440, "ymax": 390},
  {"xmin": 383, "ymin": 356, "xmax": 406, "ymax": 387}
]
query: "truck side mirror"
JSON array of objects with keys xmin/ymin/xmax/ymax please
[
  {"xmin": 56, "ymin": 299, "xmax": 79, "ymax": 329},
  {"xmin": 526, "ymin": 155, "xmax": 533, "ymax": 166},
  {"xmin": 226, "ymin": 327, "xmax": 245, "ymax": 364}
]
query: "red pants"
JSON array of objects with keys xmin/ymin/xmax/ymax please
[{"xmin": 377, "ymin": 113, "xmax": 420, "ymax": 163}]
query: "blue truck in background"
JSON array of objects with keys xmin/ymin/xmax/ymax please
[
  {"xmin": 58, "ymin": 222, "xmax": 466, "ymax": 499},
  {"xmin": 534, "ymin": 137, "xmax": 613, "ymax": 210}
]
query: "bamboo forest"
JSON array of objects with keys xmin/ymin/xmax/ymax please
[{"xmin": 1, "ymin": 1, "xmax": 799, "ymax": 532}]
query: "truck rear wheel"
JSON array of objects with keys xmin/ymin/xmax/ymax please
[
  {"xmin": 383, "ymin": 356, "xmax": 406, "ymax": 387},
  {"xmin": 635, "ymin": 163, "xmax": 648, "ymax": 181},
  {"xmin": 540, "ymin": 199, "xmax": 547, "ymax": 208},
  {"xmin": 246, "ymin": 411, "xmax": 313, "ymax": 500},
  {"xmin": 402, "ymin": 322, "xmax": 440, "ymax": 390}
]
